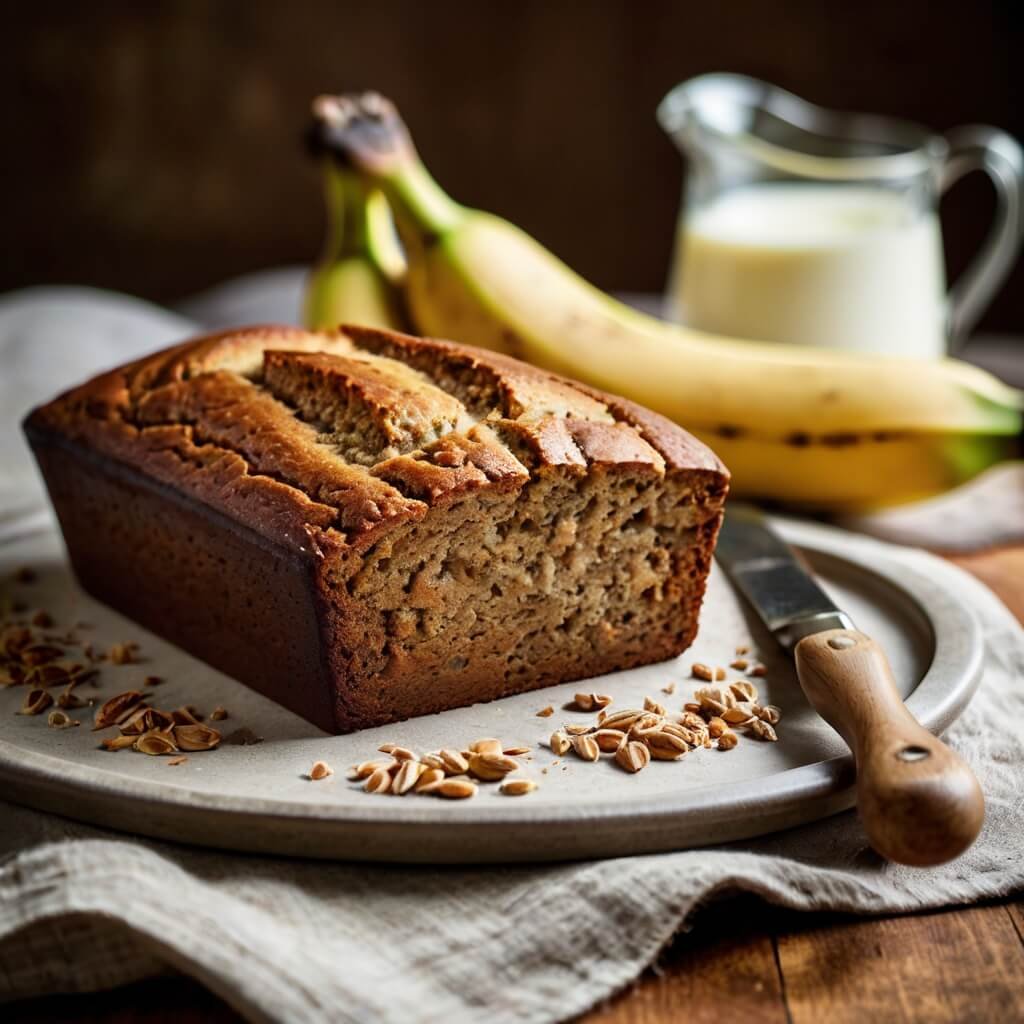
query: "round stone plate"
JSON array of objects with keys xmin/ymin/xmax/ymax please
[{"xmin": 0, "ymin": 517, "xmax": 983, "ymax": 863}]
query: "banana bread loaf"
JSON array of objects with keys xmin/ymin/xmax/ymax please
[{"xmin": 24, "ymin": 325, "xmax": 728, "ymax": 733}]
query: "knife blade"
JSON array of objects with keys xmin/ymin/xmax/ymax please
[
  {"xmin": 714, "ymin": 505, "xmax": 855, "ymax": 648},
  {"xmin": 713, "ymin": 506, "xmax": 984, "ymax": 867}
]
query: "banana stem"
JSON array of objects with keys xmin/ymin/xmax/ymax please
[{"xmin": 321, "ymin": 163, "xmax": 373, "ymax": 262}]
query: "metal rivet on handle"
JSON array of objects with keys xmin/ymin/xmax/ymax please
[
  {"xmin": 897, "ymin": 745, "xmax": 931, "ymax": 762},
  {"xmin": 828, "ymin": 635, "xmax": 857, "ymax": 650}
]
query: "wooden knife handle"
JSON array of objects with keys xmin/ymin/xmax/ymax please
[{"xmin": 794, "ymin": 628, "xmax": 984, "ymax": 866}]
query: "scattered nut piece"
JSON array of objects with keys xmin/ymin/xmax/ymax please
[
  {"xmin": 683, "ymin": 702, "xmax": 702, "ymax": 715},
  {"xmin": 707, "ymin": 717, "xmax": 728, "ymax": 739},
  {"xmin": 18, "ymin": 688, "xmax": 53, "ymax": 716},
  {"xmin": 392, "ymin": 760, "xmax": 426, "ymax": 794},
  {"xmin": 135, "ymin": 730, "xmax": 178, "ymax": 756},
  {"xmin": 171, "ymin": 706, "xmax": 200, "ymax": 726},
  {"xmin": 735, "ymin": 644, "xmax": 750, "ymax": 655},
  {"xmin": 729, "ymin": 681, "xmax": 758, "ymax": 703},
  {"xmin": 435, "ymin": 779, "xmax": 477, "ymax": 800},
  {"xmin": 439, "ymin": 748, "xmax": 469, "ymax": 775},
  {"xmin": 594, "ymin": 728, "xmax": 626, "ymax": 753},
  {"xmin": 691, "ymin": 662, "xmax": 714, "ymax": 682},
  {"xmin": 349, "ymin": 759, "xmax": 394, "ymax": 780},
  {"xmin": 108, "ymin": 642, "xmax": 138, "ymax": 665},
  {"xmin": 174, "ymin": 723, "xmax": 221, "ymax": 751},
  {"xmin": 364, "ymin": 767, "xmax": 392, "ymax": 794},
  {"xmin": 536, "ymin": 705, "xmax": 555, "ymax": 718},
  {"xmin": 92, "ymin": 691, "xmax": 144, "ymax": 730},
  {"xmin": 748, "ymin": 719, "xmax": 778, "ymax": 742},
  {"xmin": 643, "ymin": 696, "xmax": 667, "ymax": 716},
  {"xmin": 723, "ymin": 704, "xmax": 756, "ymax": 725},
  {"xmin": 550, "ymin": 730, "xmax": 571, "ymax": 756},
  {"xmin": 756, "ymin": 704, "xmax": 781, "ymax": 725},
  {"xmin": 749, "ymin": 664, "xmax": 768, "ymax": 678},
  {"xmin": 468, "ymin": 752, "xmax": 519, "ymax": 781},
  {"xmin": 21, "ymin": 644, "xmax": 64, "ymax": 667},
  {"xmin": 572, "ymin": 692, "xmax": 612, "ymax": 712},
  {"xmin": 500, "ymin": 778, "xmax": 537, "ymax": 796},
  {"xmin": 468, "ymin": 737, "xmax": 503, "ymax": 756},
  {"xmin": 47, "ymin": 709, "xmax": 79, "ymax": 729},
  {"xmin": 209, "ymin": 706, "xmax": 228, "ymax": 721},
  {"xmin": 168, "ymin": 756, "xmax": 188, "ymax": 766},
  {"xmin": 730, "ymin": 658, "xmax": 749, "ymax": 670},
  {"xmin": 570, "ymin": 734, "xmax": 600, "ymax": 762},
  {"xmin": 661, "ymin": 682, "xmax": 676, "ymax": 695},
  {"xmin": 502, "ymin": 745, "xmax": 531, "ymax": 756},
  {"xmin": 101, "ymin": 735, "xmax": 136, "ymax": 751},
  {"xmin": 718, "ymin": 731, "xmax": 739, "ymax": 751},
  {"xmin": 309, "ymin": 760, "xmax": 333, "ymax": 781},
  {"xmin": 414, "ymin": 767, "xmax": 445, "ymax": 792},
  {"xmin": 644, "ymin": 730, "xmax": 689, "ymax": 761},
  {"xmin": 715, "ymin": 667, "xmax": 727, "ymax": 681},
  {"xmin": 564, "ymin": 723, "xmax": 592, "ymax": 736},
  {"xmin": 143, "ymin": 675, "xmax": 163, "ymax": 687},
  {"xmin": 616, "ymin": 740, "xmax": 651, "ymax": 773}
]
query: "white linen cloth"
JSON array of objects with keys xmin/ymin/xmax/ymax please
[{"xmin": 1, "ymin": 285, "xmax": 1022, "ymax": 1023}]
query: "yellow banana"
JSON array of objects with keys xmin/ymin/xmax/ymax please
[
  {"xmin": 315, "ymin": 93, "xmax": 1023, "ymax": 509},
  {"xmin": 303, "ymin": 106, "xmax": 407, "ymax": 331}
]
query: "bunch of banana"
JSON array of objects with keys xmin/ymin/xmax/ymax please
[
  {"xmin": 303, "ymin": 97, "xmax": 408, "ymax": 332},
  {"xmin": 306, "ymin": 92, "xmax": 1023, "ymax": 510}
]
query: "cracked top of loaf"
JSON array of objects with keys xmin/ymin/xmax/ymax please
[{"xmin": 25, "ymin": 325, "xmax": 728, "ymax": 559}]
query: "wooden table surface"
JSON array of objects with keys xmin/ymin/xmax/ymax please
[{"xmin": 8, "ymin": 545, "xmax": 1024, "ymax": 1024}]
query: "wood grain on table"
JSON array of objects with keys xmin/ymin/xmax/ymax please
[{"xmin": 8, "ymin": 546, "xmax": 1024, "ymax": 1024}]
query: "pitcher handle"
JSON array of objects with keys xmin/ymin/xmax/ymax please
[{"xmin": 941, "ymin": 125, "xmax": 1024, "ymax": 350}]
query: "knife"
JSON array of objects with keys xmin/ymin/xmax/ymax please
[{"xmin": 715, "ymin": 506, "xmax": 984, "ymax": 866}]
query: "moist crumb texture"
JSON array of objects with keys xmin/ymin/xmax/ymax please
[{"xmin": 24, "ymin": 325, "xmax": 729, "ymax": 733}]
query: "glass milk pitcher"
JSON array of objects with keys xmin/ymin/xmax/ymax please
[{"xmin": 658, "ymin": 74, "xmax": 1024, "ymax": 358}]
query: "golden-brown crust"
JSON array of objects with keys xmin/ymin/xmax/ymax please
[{"xmin": 25, "ymin": 323, "xmax": 728, "ymax": 559}]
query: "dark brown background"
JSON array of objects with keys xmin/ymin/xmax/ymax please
[{"xmin": 2, "ymin": 0, "xmax": 1022, "ymax": 329}]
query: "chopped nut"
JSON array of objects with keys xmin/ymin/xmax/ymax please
[
  {"xmin": 135, "ymin": 729, "xmax": 178, "ymax": 756},
  {"xmin": 573, "ymin": 692, "xmax": 613, "ymax": 712},
  {"xmin": 57, "ymin": 685, "xmax": 84, "ymax": 709},
  {"xmin": 392, "ymin": 760, "xmax": 426, "ymax": 794},
  {"xmin": 594, "ymin": 728, "xmax": 626, "ymax": 753},
  {"xmin": 168, "ymin": 756, "xmax": 189, "ymax": 766},
  {"xmin": 46, "ymin": 709, "xmax": 79, "ymax": 729},
  {"xmin": 101, "ymin": 734, "xmax": 137, "ymax": 751},
  {"xmin": 749, "ymin": 664, "xmax": 768, "ymax": 678},
  {"xmin": 549, "ymin": 730, "xmax": 571, "ymax": 756},
  {"xmin": 735, "ymin": 644, "xmax": 750, "ymax": 655},
  {"xmin": 438, "ymin": 748, "xmax": 469, "ymax": 775},
  {"xmin": 414, "ymin": 767, "xmax": 445, "ymax": 792},
  {"xmin": 502, "ymin": 745, "xmax": 531, "ymax": 756},
  {"xmin": 309, "ymin": 760, "xmax": 333, "ymax": 781},
  {"xmin": 30, "ymin": 610, "xmax": 53, "ymax": 629},
  {"xmin": 643, "ymin": 696, "xmax": 667, "ymax": 716},
  {"xmin": 364, "ymin": 767, "xmax": 392, "ymax": 794},
  {"xmin": 500, "ymin": 778, "xmax": 537, "ymax": 796},
  {"xmin": 209, "ymin": 706, "xmax": 228, "ymax": 721},
  {"xmin": 707, "ymin": 717, "xmax": 728, "ymax": 739},
  {"xmin": 434, "ymin": 779, "xmax": 477, "ymax": 800},
  {"xmin": 93, "ymin": 691, "xmax": 144, "ymax": 730},
  {"xmin": 564, "ymin": 723, "xmax": 592, "ymax": 736},
  {"xmin": 108, "ymin": 642, "xmax": 138, "ymax": 665},
  {"xmin": 756, "ymin": 704, "xmax": 781, "ymax": 725},
  {"xmin": 748, "ymin": 719, "xmax": 778, "ymax": 742},
  {"xmin": 348, "ymin": 759, "xmax": 394, "ymax": 780},
  {"xmin": 730, "ymin": 658, "xmax": 749, "ymax": 670},
  {"xmin": 718, "ymin": 731, "xmax": 739, "ymax": 750},
  {"xmin": 173, "ymin": 723, "xmax": 221, "ymax": 751},
  {"xmin": 18, "ymin": 688, "xmax": 53, "ymax": 716},
  {"xmin": 723, "ymin": 704, "xmax": 757, "ymax": 725},
  {"xmin": 615, "ymin": 740, "xmax": 651, "ymax": 773},
  {"xmin": 468, "ymin": 737, "xmax": 503, "ymax": 756},
  {"xmin": 643, "ymin": 730, "xmax": 689, "ymax": 761},
  {"xmin": 570, "ymin": 734, "xmax": 600, "ymax": 762},
  {"xmin": 661, "ymin": 682, "xmax": 676, "ymax": 695},
  {"xmin": 683, "ymin": 702, "xmax": 703, "ymax": 715},
  {"xmin": 729, "ymin": 680, "xmax": 759, "ymax": 703},
  {"xmin": 536, "ymin": 705, "xmax": 555, "ymax": 718},
  {"xmin": 143, "ymin": 675, "xmax": 163, "ymax": 687},
  {"xmin": 691, "ymin": 662, "xmax": 715, "ymax": 682},
  {"xmin": 599, "ymin": 708, "xmax": 648, "ymax": 731},
  {"xmin": 468, "ymin": 752, "xmax": 519, "ymax": 781},
  {"xmin": 694, "ymin": 686, "xmax": 735, "ymax": 717},
  {"xmin": 20, "ymin": 644, "xmax": 64, "ymax": 668},
  {"xmin": 171, "ymin": 706, "xmax": 200, "ymax": 726},
  {"xmin": 715, "ymin": 667, "xmax": 727, "ymax": 681}
]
